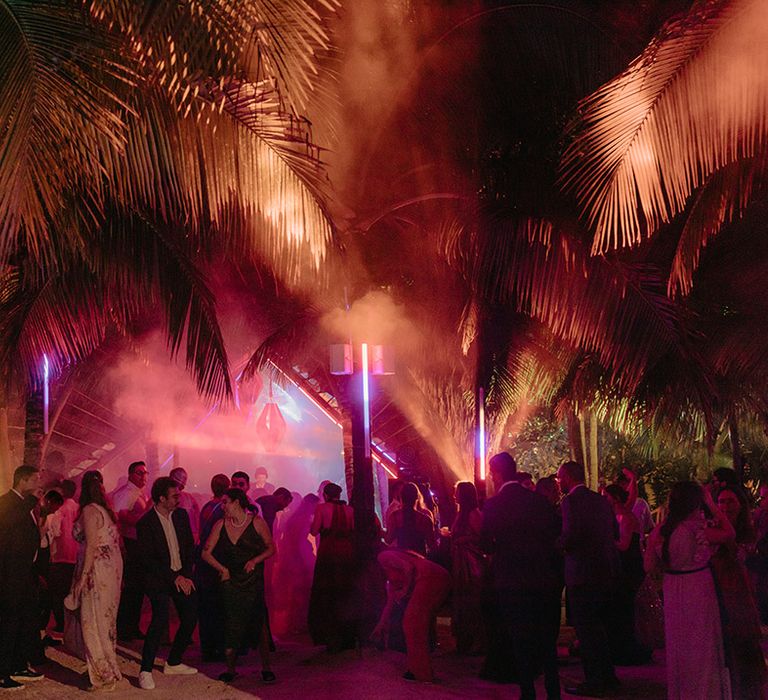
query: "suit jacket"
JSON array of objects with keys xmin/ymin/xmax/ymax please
[
  {"xmin": 481, "ymin": 483, "xmax": 562, "ymax": 593},
  {"xmin": 561, "ymin": 485, "xmax": 620, "ymax": 588},
  {"xmin": 137, "ymin": 507, "xmax": 195, "ymax": 594},
  {"xmin": 0, "ymin": 490, "xmax": 40, "ymax": 602}
]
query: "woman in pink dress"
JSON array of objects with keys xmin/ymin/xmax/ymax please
[
  {"xmin": 645, "ymin": 481, "xmax": 734, "ymax": 700},
  {"xmin": 66, "ymin": 471, "xmax": 123, "ymax": 691}
]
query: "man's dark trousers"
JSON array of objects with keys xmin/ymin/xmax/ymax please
[{"xmin": 140, "ymin": 588, "xmax": 198, "ymax": 672}]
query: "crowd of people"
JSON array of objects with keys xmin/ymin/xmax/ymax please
[{"xmin": 0, "ymin": 457, "xmax": 767, "ymax": 698}]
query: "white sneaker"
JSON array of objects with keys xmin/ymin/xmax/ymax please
[
  {"xmin": 138, "ymin": 671, "xmax": 155, "ymax": 690},
  {"xmin": 163, "ymin": 663, "xmax": 197, "ymax": 676}
]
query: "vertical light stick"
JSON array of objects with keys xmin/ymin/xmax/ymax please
[
  {"xmin": 361, "ymin": 343, "xmax": 371, "ymax": 458},
  {"xmin": 43, "ymin": 354, "xmax": 50, "ymax": 435},
  {"xmin": 478, "ymin": 386, "xmax": 486, "ymax": 480}
]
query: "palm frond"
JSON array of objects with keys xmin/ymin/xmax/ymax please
[
  {"xmin": 0, "ymin": 0, "xmax": 136, "ymax": 262},
  {"xmin": 668, "ymin": 155, "xmax": 768, "ymax": 295},
  {"xmin": 561, "ymin": 0, "xmax": 768, "ymax": 253},
  {"xmin": 442, "ymin": 209, "xmax": 685, "ymax": 394}
]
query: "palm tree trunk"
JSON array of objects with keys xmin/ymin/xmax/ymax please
[
  {"xmin": 23, "ymin": 388, "xmax": 44, "ymax": 467},
  {"xmin": 567, "ymin": 410, "xmax": 585, "ymax": 465},
  {"xmin": 728, "ymin": 413, "xmax": 744, "ymax": 483},
  {"xmin": 588, "ymin": 410, "xmax": 600, "ymax": 490}
]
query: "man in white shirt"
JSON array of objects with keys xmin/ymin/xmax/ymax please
[
  {"xmin": 44, "ymin": 480, "xmax": 79, "ymax": 635},
  {"xmin": 112, "ymin": 461, "xmax": 149, "ymax": 641},
  {"xmin": 136, "ymin": 477, "xmax": 198, "ymax": 690}
]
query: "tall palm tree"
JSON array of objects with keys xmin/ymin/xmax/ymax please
[{"xmin": 0, "ymin": 0, "xmax": 340, "ymax": 475}]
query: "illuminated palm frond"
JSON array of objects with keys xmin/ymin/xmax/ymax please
[
  {"xmin": 668, "ymin": 155, "xmax": 768, "ymax": 295},
  {"xmin": 0, "ymin": 209, "xmax": 232, "ymax": 400},
  {"xmin": 87, "ymin": 0, "xmax": 338, "ymax": 113},
  {"xmin": 0, "ymin": 0, "xmax": 136, "ymax": 262},
  {"xmin": 443, "ymin": 209, "xmax": 687, "ymax": 394},
  {"xmin": 561, "ymin": 0, "xmax": 768, "ymax": 254}
]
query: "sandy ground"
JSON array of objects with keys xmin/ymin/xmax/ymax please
[{"xmin": 10, "ymin": 623, "xmax": 668, "ymax": 699}]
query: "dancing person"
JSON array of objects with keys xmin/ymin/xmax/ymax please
[
  {"xmin": 558, "ymin": 460, "xmax": 621, "ymax": 698},
  {"xmin": 256, "ymin": 487, "xmax": 293, "ymax": 534},
  {"xmin": 449, "ymin": 481, "xmax": 486, "ymax": 655},
  {"xmin": 45, "ymin": 479, "xmax": 78, "ymax": 637},
  {"xmin": 711, "ymin": 485, "xmax": 767, "ymax": 699},
  {"xmin": 603, "ymin": 484, "xmax": 650, "ymax": 665},
  {"xmin": 482, "ymin": 454, "xmax": 562, "ymax": 700},
  {"xmin": 197, "ymin": 473, "xmax": 230, "ymax": 662},
  {"xmin": 373, "ymin": 549, "xmax": 450, "ymax": 682},
  {"xmin": 616, "ymin": 471, "xmax": 654, "ymax": 535},
  {"xmin": 112, "ymin": 460, "xmax": 149, "ymax": 641},
  {"xmin": 201, "ymin": 488, "xmax": 276, "ymax": 683},
  {"xmin": 137, "ymin": 477, "xmax": 198, "ymax": 690},
  {"xmin": 66, "ymin": 471, "xmax": 123, "ymax": 691},
  {"xmin": 170, "ymin": 468, "xmax": 200, "ymax": 544},
  {"xmin": 37, "ymin": 489, "xmax": 63, "ymax": 648},
  {"xmin": 308, "ymin": 482, "xmax": 357, "ymax": 651},
  {"xmin": 231, "ymin": 470, "xmax": 261, "ymax": 517},
  {"xmin": 0, "ymin": 465, "xmax": 45, "ymax": 689},
  {"xmin": 271, "ymin": 494, "xmax": 320, "ymax": 636},
  {"xmin": 645, "ymin": 481, "xmax": 733, "ymax": 699},
  {"xmin": 385, "ymin": 482, "xmax": 436, "ymax": 556},
  {"xmin": 252, "ymin": 467, "xmax": 275, "ymax": 499}
]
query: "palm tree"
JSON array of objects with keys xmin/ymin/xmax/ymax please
[{"xmin": 0, "ymin": 0, "xmax": 340, "ymax": 476}]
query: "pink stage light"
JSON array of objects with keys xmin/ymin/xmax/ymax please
[
  {"xmin": 361, "ymin": 343, "xmax": 371, "ymax": 459},
  {"xmin": 43, "ymin": 354, "xmax": 50, "ymax": 434},
  {"xmin": 478, "ymin": 386, "xmax": 486, "ymax": 481}
]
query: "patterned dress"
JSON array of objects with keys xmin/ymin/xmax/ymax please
[{"xmin": 71, "ymin": 504, "xmax": 123, "ymax": 688}]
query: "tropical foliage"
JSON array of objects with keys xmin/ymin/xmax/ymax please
[{"xmin": 0, "ymin": 0, "xmax": 338, "ymax": 400}]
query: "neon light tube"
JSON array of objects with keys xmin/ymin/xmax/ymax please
[
  {"xmin": 372, "ymin": 451, "xmax": 397, "ymax": 479},
  {"xmin": 361, "ymin": 343, "xmax": 371, "ymax": 458},
  {"xmin": 43, "ymin": 354, "xmax": 50, "ymax": 435},
  {"xmin": 478, "ymin": 386, "xmax": 486, "ymax": 480}
]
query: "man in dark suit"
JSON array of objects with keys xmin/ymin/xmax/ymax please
[
  {"xmin": 137, "ymin": 477, "xmax": 198, "ymax": 690},
  {"xmin": 557, "ymin": 461, "xmax": 620, "ymax": 698},
  {"xmin": 481, "ymin": 453, "xmax": 562, "ymax": 700},
  {"xmin": 0, "ymin": 465, "xmax": 45, "ymax": 689}
]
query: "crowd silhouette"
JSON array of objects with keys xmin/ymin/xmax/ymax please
[{"xmin": 0, "ymin": 457, "xmax": 767, "ymax": 698}]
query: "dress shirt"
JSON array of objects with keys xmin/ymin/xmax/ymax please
[
  {"xmin": 112, "ymin": 481, "xmax": 147, "ymax": 540},
  {"xmin": 155, "ymin": 507, "xmax": 182, "ymax": 573}
]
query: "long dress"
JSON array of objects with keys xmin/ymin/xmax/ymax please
[
  {"xmin": 216, "ymin": 520, "xmax": 267, "ymax": 650},
  {"xmin": 661, "ymin": 512, "xmax": 731, "ymax": 700},
  {"xmin": 308, "ymin": 503, "xmax": 356, "ymax": 650},
  {"xmin": 68, "ymin": 504, "xmax": 123, "ymax": 688},
  {"xmin": 710, "ymin": 541, "xmax": 767, "ymax": 699},
  {"xmin": 450, "ymin": 512, "xmax": 487, "ymax": 654}
]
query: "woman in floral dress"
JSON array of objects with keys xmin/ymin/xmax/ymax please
[{"xmin": 67, "ymin": 471, "xmax": 123, "ymax": 691}]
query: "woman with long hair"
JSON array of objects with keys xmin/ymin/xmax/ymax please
[
  {"xmin": 66, "ymin": 470, "xmax": 123, "ymax": 691},
  {"xmin": 308, "ymin": 483, "xmax": 357, "ymax": 651},
  {"xmin": 202, "ymin": 487, "xmax": 275, "ymax": 683},
  {"xmin": 385, "ymin": 482, "xmax": 436, "ymax": 556},
  {"xmin": 645, "ymin": 481, "xmax": 734, "ymax": 699},
  {"xmin": 449, "ymin": 481, "xmax": 486, "ymax": 655},
  {"xmin": 711, "ymin": 486, "xmax": 767, "ymax": 699}
]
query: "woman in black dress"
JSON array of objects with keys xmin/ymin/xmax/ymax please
[{"xmin": 202, "ymin": 488, "xmax": 275, "ymax": 682}]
